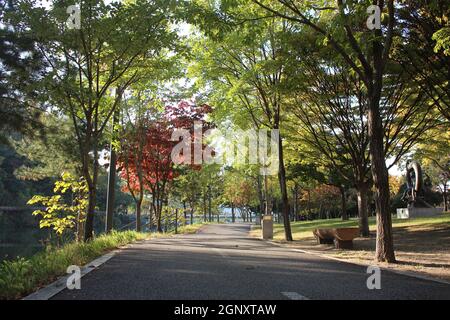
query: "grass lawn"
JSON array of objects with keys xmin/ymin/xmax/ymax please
[
  {"xmin": 250, "ymin": 214, "xmax": 450, "ymax": 241},
  {"xmin": 250, "ymin": 213, "xmax": 450, "ymax": 281},
  {"xmin": 0, "ymin": 223, "xmax": 206, "ymax": 300}
]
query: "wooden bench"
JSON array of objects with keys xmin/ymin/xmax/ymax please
[{"xmin": 313, "ymin": 227, "xmax": 360, "ymax": 249}]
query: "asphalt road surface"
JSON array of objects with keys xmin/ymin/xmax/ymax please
[{"xmin": 53, "ymin": 223, "xmax": 450, "ymax": 300}]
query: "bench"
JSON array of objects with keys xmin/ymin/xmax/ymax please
[{"xmin": 313, "ymin": 227, "xmax": 360, "ymax": 249}]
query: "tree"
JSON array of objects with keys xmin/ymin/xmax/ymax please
[
  {"xmin": 253, "ymin": 0, "xmax": 402, "ymax": 262},
  {"xmin": 308, "ymin": 184, "xmax": 342, "ymax": 220},
  {"xmin": 144, "ymin": 117, "xmax": 177, "ymax": 232},
  {"xmin": 191, "ymin": 12, "xmax": 294, "ymax": 240},
  {"xmin": 14, "ymin": 114, "xmax": 80, "ymax": 180},
  {"xmin": 288, "ymin": 58, "xmax": 373, "ymax": 235},
  {"xmin": 433, "ymin": 27, "xmax": 450, "ymax": 57},
  {"xmin": 118, "ymin": 106, "xmax": 175, "ymax": 232},
  {"xmin": 414, "ymin": 126, "xmax": 450, "ymax": 211},
  {"xmin": 289, "ymin": 40, "xmax": 435, "ymax": 235},
  {"xmin": 27, "ymin": 172, "xmax": 88, "ymax": 243},
  {"xmin": 116, "ymin": 95, "xmax": 156, "ymax": 232},
  {"xmin": 16, "ymin": 0, "xmax": 178, "ymax": 240},
  {"xmin": 223, "ymin": 168, "xmax": 259, "ymax": 222},
  {"xmin": 118, "ymin": 101, "xmax": 211, "ymax": 232},
  {"xmin": 284, "ymin": 145, "xmax": 327, "ymax": 220},
  {"xmin": 396, "ymin": 1, "xmax": 450, "ymax": 121},
  {"xmin": 0, "ymin": 0, "xmax": 45, "ymax": 144},
  {"xmin": 193, "ymin": 164, "xmax": 222, "ymax": 222},
  {"xmin": 323, "ymin": 167, "xmax": 353, "ymax": 222},
  {"xmin": 173, "ymin": 168, "xmax": 202, "ymax": 225}
]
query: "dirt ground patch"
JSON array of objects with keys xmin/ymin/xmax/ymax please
[{"xmin": 260, "ymin": 223, "xmax": 450, "ymax": 282}]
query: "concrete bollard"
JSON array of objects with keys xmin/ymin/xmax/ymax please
[{"xmin": 262, "ymin": 215, "xmax": 273, "ymax": 240}]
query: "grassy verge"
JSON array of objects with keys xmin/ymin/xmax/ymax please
[
  {"xmin": 176, "ymin": 223, "xmax": 206, "ymax": 234},
  {"xmin": 0, "ymin": 230, "xmax": 148, "ymax": 300},
  {"xmin": 250, "ymin": 214, "xmax": 450, "ymax": 241},
  {"xmin": 149, "ymin": 223, "xmax": 206, "ymax": 237},
  {"xmin": 0, "ymin": 222, "xmax": 209, "ymax": 300},
  {"xmin": 250, "ymin": 214, "xmax": 450, "ymax": 281}
]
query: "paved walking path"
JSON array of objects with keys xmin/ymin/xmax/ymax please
[{"xmin": 53, "ymin": 223, "xmax": 450, "ymax": 300}]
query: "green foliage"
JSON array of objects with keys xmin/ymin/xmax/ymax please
[
  {"xmin": 222, "ymin": 168, "xmax": 259, "ymax": 208},
  {"xmin": 0, "ymin": 230, "xmax": 147, "ymax": 300},
  {"xmin": 27, "ymin": 172, "xmax": 88, "ymax": 236},
  {"xmin": 0, "ymin": 1, "xmax": 45, "ymax": 144},
  {"xmin": 14, "ymin": 115, "xmax": 80, "ymax": 180},
  {"xmin": 176, "ymin": 223, "xmax": 206, "ymax": 234},
  {"xmin": 410, "ymin": 126, "xmax": 449, "ymax": 209},
  {"xmin": 0, "ymin": 258, "xmax": 33, "ymax": 299},
  {"xmin": 159, "ymin": 206, "xmax": 186, "ymax": 232},
  {"xmin": 0, "ymin": 143, "xmax": 54, "ymax": 206},
  {"xmin": 9, "ymin": 0, "xmax": 182, "ymax": 239},
  {"xmin": 433, "ymin": 27, "xmax": 450, "ymax": 56}
]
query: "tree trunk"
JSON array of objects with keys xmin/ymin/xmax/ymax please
[
  {"xmin": 183, "ymin": 201, "xmax": 187, "ymax": 225},
  {"xmin": 278, "ymin": 134, "xmax": 293, "ymax": 241},
  {"xmin": 293, "ymin": 184, "xmax": 299, "ymax": 221},
  {"xmin": 135, "ymin": 200, "xmax": 142, "ymax": 232},
  {"xmin": 76, "ymin": 210, "xmax": 84, "ymax": 242},
  {"xmin": 105, "ymin": 146, "xmax": 116, "ymax": 233},
  {"xmin": 190, "ymin": 208, "xmax": 193, "ymax": 225},
  {"xmin": 150, "ymin": 201, "xmax": 156, "ymax": 231},
  {"xmin": 84, "ymin": 184, "xmax": 96, "ymax": 241},
  {"xmin": 203, "ymin": 193, "xmax": 207, "ymax": 222},
  {"xmin": 356, "ymin": 184, "xmax": 369, "ymax": 236},
  {"xmin": 264, "ymin": 174, "xmax": 270, "ymax": 215},
  {"xmin": 231, "ymin": 203, "xmax": 235, "ymax": 223},
  {"xmin": 443, "ymin": 182, "xmax": 448, "ymax": 211},
  {"xmin": 368, "ymin": 90, "xmax": 396, "ymax": 262},
  {"xmin": 105, "ymin": 107, "xmax": 120, "ymax": 233},
  {"xmin": 175, "ymin": 209, "xmax": 178, "ymax": 234},
  {"xmin": 339, "ymin": 186, "xmax": 348, "ymax": 220},
  {"xmin": 307, "ymin": 189, "xmax": 312, "ymax": 217},
  {"xmin": 368, "ymin": 18, "xmax": 396, "ymax": 262},
  {"xmin": 84, "ymin": 132, "xmax": 100, "ymax": 241},
  {"xmin": 208, "ymin": 186, "xmax": 212, "ymax": 222},
  {"xmin": 257, "ymin": 175, "xmax": 264, "ymax": 220},
  {"xmin": 156, "ymin": 201, "xmax": 163, "ymax": 232},
  {"xmin": 318, "ymin": 203, "xmax": 323, "ymax": 220}
]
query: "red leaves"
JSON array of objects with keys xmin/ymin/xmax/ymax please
[{"xmin": 117, "ymin": 100, "xmax": 212, "ymax": 195}]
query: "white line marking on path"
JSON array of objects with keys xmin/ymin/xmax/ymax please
[{"xmin": 281, "ymin": 291, "xmax": 310, "ymax": 300}]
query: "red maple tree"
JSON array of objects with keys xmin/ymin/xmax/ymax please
[{"xmin": 118, "ymin": 101, "xmax": 212, "ymax": 232}]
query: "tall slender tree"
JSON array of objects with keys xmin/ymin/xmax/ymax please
[
  {"xmin": 253, "ymin": 0, "xmax": 402, "ymax": 262},
  {"xmin": 192, "ymin": 15, "xmax": 294, "ymax": 240},
  {"xmin": 17, "ymin": 0, "xmax": 178, "ymax": 240}
]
